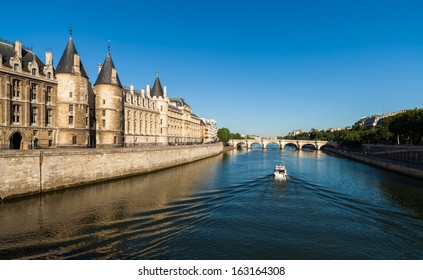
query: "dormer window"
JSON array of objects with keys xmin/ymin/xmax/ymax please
[
  {"xmin": 47, "ymin": 72, "xmax": 51, "ymax": 79},
  {"xmin": 32, "ymin": 68, "xmax": 36, "ymax": 75},
  {"xmin": 14, "ymin": 64, "xmax": 19, "ymax": 71}
]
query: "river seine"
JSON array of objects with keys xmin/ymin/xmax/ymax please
[{"xmin": 0, "ymin": 148, "xmax": 422, "ymax": 259}]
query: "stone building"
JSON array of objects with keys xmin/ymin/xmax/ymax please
[
  {"xmin": 0, "ymin": 38, "xmax": 57, "ymax": 149},
  {"xmin": 94, "ymin": 46, "xmax": 124, "ymax": 147},
  {"xmin": 168, "ymin": 98, "xmax": 202, "ymax": 145},
  {"xmin": 0, "ymin": 32, "xmax": 215, "ymax": 149},
  {"xmin": 121, "ymin": 75, "xmax": 166, "ymax": 147},
  {"xmin": 200, "ymin": 118, "xmax": 217, "ymax": 143},
  {"xmin": 55, "ymin": 31, "xmax": 96, "ymax": 148}
]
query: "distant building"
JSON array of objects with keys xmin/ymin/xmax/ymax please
[
  {"xmin": 288, "ymin": 129, "xmax": 302, "ymax": 137},
  {"xmin": 200, "ymin": 118, "xmax": 217, "ymax": 143},
  {"xmin": 355, "ymin": 110, "xmax": 407, "ymax": 130}
]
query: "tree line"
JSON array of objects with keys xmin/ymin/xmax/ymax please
[
  {"xmin": 279, "ymin": 108, "xmax": 423, "ymax": 148},
  {"xmin": 217, "ymin": 128, "xmax": 254, "ymax": 145},
  {"xmin": 218, "ymin": 108, "xmax": 423, "ymax": 148}
]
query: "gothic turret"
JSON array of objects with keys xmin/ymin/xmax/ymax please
[
  {"xmin": 151, "ymin": 73, "xmax": 164, "ymax": 98},
  {"xmin": 94, "ymin": 44, "xmax": 122, "ymax": 88},
  {"xmin": 94, "ymin": 42, "xmax": 124, "ymax": 147},
  {"xmin": 55, "ymin": 28, "xmax": 93, "ymax": 147},
  {"xmin": 56, "ymin": 29, "xmax": 88, "ymax": 78}
]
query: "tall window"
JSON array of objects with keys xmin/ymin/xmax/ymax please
[
  {"xmin": 47, "ymin": 109, "xmax": 53, "ymax": 124},
  {"xmin": 31, "ymin": 107, "xmax": 38, "ymax": 124},
  {"xmin": 30, "ymin": 83, "xmax": 37, "ymax": 101},
  {"xmin": 46, "ymin": 86, "xmax": 52, "ymax": 103},
  {"xmin": 12, "ymin": 105, "xmax": 21, "ymax": 123},
  {"xmin": 69, "ymin": 104, "xmax": 73, "ymax": 115},
  {"xmin": 102, "ymin": 119, "xmax": 106, "ymax": 128},
  {"xmin": 102, "ymin": 110, "xmax": 106, "ymax": 117},
  {"xmin": 69, "ymin": 92, "xmax": 73, "ymax": 98},
  {"xmin": 72, "ymin": 136, "xmax": 77, "ymax": 144},
  {"xmin": 69, "ymin": 116, "xmax": 74, "ymax": 125},
  {"xmin": 12, "ymin": 79, "xmax": 20, "ymax": 98}
]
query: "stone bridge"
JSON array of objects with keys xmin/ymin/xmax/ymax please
[{"xmin": 228, "ymin": 138, "xmax": 338, "ymax": 150}]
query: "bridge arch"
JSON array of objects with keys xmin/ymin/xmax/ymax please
[
  {"xmin": 266, "ymin": 142, "xmax": 280, "ymax": 149},
  {"xmin": 301, "ymin": 143, "xmax": 317, "ymax": 151},
  {"xmin": 234, "ymin": 141, "xmax": 247, "ymax": 149},
  {"xmin": 320, "ymin": 144, "xmax": 336, "ymax": 150},
  {"xmin": 250, "ymin": 142, "xmax": 263, "ymax": 150},
  {"xmin": 283, "ymin": 143, "xmax": 299, "ymax": 150}
]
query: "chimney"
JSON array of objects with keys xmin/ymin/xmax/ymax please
[
  {"xmin": 97, "ymin": 63, "xmax": 102, "ymax": 74},
  {"xmin": 163, "ymin": 86, "xmax": 167, "ymax": 97},
  {"xmin": 146, "ymin": 84, "xmax": 151, "ymax": 96},
  {"xmin": 45, "ymin": 51, "xmax": 53, "ymax": 66},
  {"xmin": 14, "ymin": 41, "xmax": 22, "ymax": 58},
  {"xmin": 130, "ymin": 84, "xmax": 134, "ymax": 94}
]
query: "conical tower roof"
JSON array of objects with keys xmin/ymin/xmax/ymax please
[
  {"xmin": 56, "ymin": 31, "xmax": 88, "ymax": 78},
  {"xmin": 151, "ymin": 74, "xmax": 164, "ymax": 98},
  {"xmin": 94, "ymin": 44, "xmax": 122, "ymax": 87}
]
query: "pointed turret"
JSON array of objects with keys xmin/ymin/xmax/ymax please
[
  {"xmin": 55, "ymin": 28, "xmax": 92, "ymax": 148},
  {"xmin": 94, "ymin": 41, "xmax": 124, "ymax": 147},
  {"xmin": 56, "ymin": 28, "xmax": 88, "ymax": 77},
  {"xmin": 94, "ymin": 42, "xmax": 122, "ymax": 87},
  {"xmin": 151, "ymin": 73, "xmax": 164, "ymax": 98}
]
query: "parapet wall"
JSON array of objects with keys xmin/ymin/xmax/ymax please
[
  {"xmin": 0, "ymin": 143, "xmax": 223, "ymax": 200},
  {"xmin": 324, "ymin": 149, "xmax": 423, "ymax": 180}
]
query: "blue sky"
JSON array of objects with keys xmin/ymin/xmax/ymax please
[{"xmin": 2, "ymin": 0, "xmax": 422, "ymax": 137}]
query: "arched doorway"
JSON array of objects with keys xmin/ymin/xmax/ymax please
[{"xmin": 10, "ymin": 132, "xmax": 22, "ymax": 149}]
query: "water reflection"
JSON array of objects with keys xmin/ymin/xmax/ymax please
[
  {"xmin": 0, "ymin": 154, "xmax": 223, "ymax": 259},
  {"xmin": 1, "ymin": 149, "xmax": 423, "ymax": 259}
]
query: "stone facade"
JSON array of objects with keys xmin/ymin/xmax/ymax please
[
  {"xmin": 0, "ymin": 39, "xmax": 57, "ymax": 150},
  {"xmin": 0, "ymin": 33, "xmax": 217, "ymax": 150},
  {"xmin": 201, "ymin": 118, "xmax": 218, "ymax": 143}
]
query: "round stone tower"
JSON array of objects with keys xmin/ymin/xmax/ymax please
[
  {"xmin": 94, "ymin": 44, "xmax": 123, "ymax": 147},
  {"xmin": 55, "ymin": 30, "xmax": 94, "ymax": 147},
  {"xmin": 151, "ymin": 73, "xmax": 169, "ymax": 145}
]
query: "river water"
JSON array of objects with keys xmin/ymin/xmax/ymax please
[{"xmin": 1, "ymin": 148, "xmax": 422, "ymax": 259}]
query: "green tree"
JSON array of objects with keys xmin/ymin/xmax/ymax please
[
  {"xmin": 230, "ymin": 133, "xmax": 242, "ymax": 139},
  {"xmin": 217, "ymin": 127, "xmax": 231, "ymax": 144}
]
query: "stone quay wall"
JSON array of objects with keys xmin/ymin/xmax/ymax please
[
  {"xmin": 324, "ymin": 148, "xmax": 423, "ymax": 180},
  {"xmin": 0, "ymin": 143, "xmax": 223, "ymax": 200}
]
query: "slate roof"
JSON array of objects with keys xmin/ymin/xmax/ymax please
[
  {"xmin": 0, "ymin": 39, "xmax": 47, "ymax": 76},
  {"xmin": 94, "ymin": 51, "xmax": 122, "ymax": 87},
  {"xmin": 169, "ymin": 98, "xmax": 189, "ymax": 107},
  {"xmin": 151, "ymin": 75, "xmax": 164, "ymax": 98},
  {"xmin": 56, "ymin": 35, "xmax": 88, "ymax": 78}
]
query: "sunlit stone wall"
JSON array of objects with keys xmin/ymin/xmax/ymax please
[{"xmin": 0, "ymin": 143, "xmax": 223, "ymax": 200}]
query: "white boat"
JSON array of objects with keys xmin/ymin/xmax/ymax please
[{"xmin": 273, "ymin": 164, "xmax": 287, "ymax": 180}]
